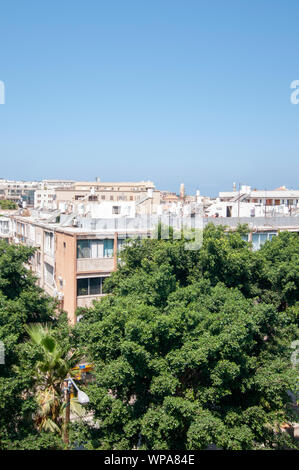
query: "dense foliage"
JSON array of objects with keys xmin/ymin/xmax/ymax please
[
  {"xmin": 0, "ymin": 199, "xmax": 17, "ymax": 210},
  {"xmin": 75, "ymin": 226, "xmax": 299, "ymax": 450},
  {"xmin": 1, "ymin": 226, "xmax": 299, "ymax": 450},
  {"xmin": 0, "ymin": 241, "xmax": 66, "ymax": 449}
]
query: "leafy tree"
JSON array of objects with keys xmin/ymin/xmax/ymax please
[
  {"xmin": 0, "ymin": 241, "xmax": 59, "ymax": 449},
  {"xmin": 256, "ymin": 231, "xmax": 299, "ymax": 308},
  {"xmin": 0, "ymin": 199, "xmax": 17, "ymax": 210},
  {"xmin": 76, "ymin": 228, "xmax": 299, "ymax": 450},
  {"xmin": 24, "ymin": 323, "xmax": 82, "ymax": 435},
  {"xmin": 1, "ymin": 227, "xmax": 299, "ymax": 450}
]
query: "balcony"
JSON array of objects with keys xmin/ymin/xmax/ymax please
[
  {"xmin": 77, "ymin": 294, "xmax": 106, "ymax": 309},
  {"xmin": 76, "ymin": 257, "xmax": 114, "ymax": 273},
  {"xmin": 25, "ymin": 238, "xmax": 41, "ymax": 248},
  {"xmin": 13, "ymin": 234, "xmax": 40, "ymax": 248}
]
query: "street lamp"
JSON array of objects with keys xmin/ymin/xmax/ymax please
[
  {"xmin": 63, "ymin": 376, "xmax": 90, "ymax": 446},
  {"xmin": 68, "ymin": 377, "xmax": 90, "ymax": 404}
]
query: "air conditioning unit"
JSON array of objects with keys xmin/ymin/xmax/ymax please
[{"xmin": 53, "ymin": 289, "xmax": 64, "ymax": 300}]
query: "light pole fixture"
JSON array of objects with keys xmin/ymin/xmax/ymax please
[
  {"xmin": 63, "ymin": 376, "xmax": 90, "ymax": 447},
  {"xmin": 68, "ymin": 376, "xmax": 90, "ymax": 404}
]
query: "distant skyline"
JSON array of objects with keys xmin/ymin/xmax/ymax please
[{"xmin": 1, "ymin": 1, "xmax": 299, "ymax": 197}]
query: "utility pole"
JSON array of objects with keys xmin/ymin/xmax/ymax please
[{"xmin": 63, "ymin": 379, "xmax": 70, "ymax": 447}]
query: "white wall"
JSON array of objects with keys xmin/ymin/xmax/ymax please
[
  {"xmin": 89, "ymin": 201, "xmax": 136, "ymax": 218},
  {"xmin": 206, "ymin": 202, "xmax": 265, "ymax": 218}
]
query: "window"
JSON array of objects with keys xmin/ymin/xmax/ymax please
[
  {"xmin": 77, "ymin": 277, "xmax": 105, "ymax": 296},
  {"xmin": 90, "ymin": 277, "xmax": 102, "ymax": 295},
  {"xmin": 112, "ymin": 206, "xmax": 120, "ymax": 214},
  {"xmin": 104, "ymin": 239, "xmax": 114, "ymax": 257},
  {"xmin": 226, "ymin": 206, "xmax": 232, "ymax": 217},
  {"xmin": 44, "ymin": 262, "xmax": 54, "ymax": 285},
  {"xmin": 77, "ymin": 239, "xmax": 113, "ymax": 258},
  {"xmin": 77, "ymin": 240, "xmax": 90, "ymax": 258},
  {"xmin": 45, "ymin": 231, "xmax": 54, "ymax": 254},
  {"xmin": 252, "ymin": 232, "xmax": 277, "ymax": 251},
  {"xmin": 77, "ymin": 278, "xmax": 88, "ymax": 296}
]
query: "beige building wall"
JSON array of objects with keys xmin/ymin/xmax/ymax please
[
  {"xmin": 54, "ymin": 181, "xmax": 161, "ymax": 211},
  {"xmin": 10, "ymin": 216, "xmax": 120, "ymax": 324},
  {"xmin": 76, "ymin": 257, "xmax": 114, "ymax": 273},
  {"xmin": 55, "ymin": 231, "xmax": 77, "ymax": 324}
]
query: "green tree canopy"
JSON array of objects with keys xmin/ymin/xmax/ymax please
[
  {"xmin": 76, "ymin": 227, "xmax": 299, "ymax": 450},
  {"xmin": 0, "ymin": 241, "xmax": 63, "ymax": 449},
  {"xmin": 0, "ymin": 199, "xmax": 17, "ymax": 210}
]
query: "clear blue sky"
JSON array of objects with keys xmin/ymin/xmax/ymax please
[{"xmin": 0, "ymin": 0, "xmax": 299, "ymax": 196}]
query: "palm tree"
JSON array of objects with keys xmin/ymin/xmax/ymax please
[{"xmin": 25, "ymin": 323, "xmax": 83, "ymax": 435}]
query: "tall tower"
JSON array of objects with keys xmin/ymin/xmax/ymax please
[{"xmin": 180, "ymin": 183, "xmax": 185, "ymax": 199}]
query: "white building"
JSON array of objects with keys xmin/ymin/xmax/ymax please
[
  {"xmin": 0, "ymin": 216, "xmax": 11, "ymax": 240},
  {"xmin": 217, "ymin": 185, "xmax": 299, "ymax": 217},
  {"xmin": 34, "ymin": 189, "xmax": 57, "ymax": 210}
]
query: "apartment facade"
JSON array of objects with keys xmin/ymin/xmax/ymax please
[
  {"xmin": 219, "ymin": 186, "xmax": 299, "ymax": 210},
  {"xmin": 10, "ymin": 213, "xmax": 150, "ymax": 324},
  {"xmin": 0, "ymin": 179, "xmax": 76, "ymax": 208},
  {"xmin": 34, "ymin": 189, "xmax": 57, "ymax": 210},
  {"xmin": 0, "ymin": 180, "xmax": 39, "ymax": 206},
  {"xmin": 9, "ymin": 207, "xmax": 299, "ymax": 324},
  {"xmin": 0, "ymin": 216, "xmax": 11, "ymax": 242},
  {"xmin": 54, "ymin": 180, "xmax": 161, "ymax": 211}
]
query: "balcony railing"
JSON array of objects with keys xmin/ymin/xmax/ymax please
[{"xmin": 76, "ymin": 257, "xmax": 114, "ymax": 273}]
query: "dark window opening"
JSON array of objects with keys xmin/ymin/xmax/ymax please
[{"xmin": 77, "ymin": 277, "xmax": 105, "ymax": 296}]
